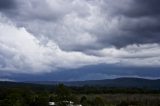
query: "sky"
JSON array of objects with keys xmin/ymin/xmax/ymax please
[{"xmin": 0, "ymin": 0, "xmax": 160, "ymax": 81}]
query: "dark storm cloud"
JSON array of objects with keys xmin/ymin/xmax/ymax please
[
  {"xmin": 0, "ymin": 0, "xmax": 160, "ymax": 50},
  {"xmin": 4, "ymin": 64, "xmax": 160, "ymax": 81},
  {"xmin": 0, "ymin": 0, "xmax": 160, "ymax": 78},
  {"xmin": 120, "ymin": 0, "xmax": 160, "ymax": 47},
  {"xmin": 97, "ymin": 0, "xmax": 160, "ymax": 48},
  {"xmin": 0, "ymin": 0, "xmax": 159, "ymax": 50},
  {"xmin": 123, "ymin": 0, "xmax": 160, "ymax": 17},
  {"xmin": 0, "ymin": 0, "xmax": 16, "ymax": 10}
]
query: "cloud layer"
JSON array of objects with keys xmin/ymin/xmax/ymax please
[
  {"xmin": 0, "ymin": 0, "xmax": 160, "ymax": 78},
  {"xmin": 0, "ymin": 17, "xmax": 103, "ymax": 73}
]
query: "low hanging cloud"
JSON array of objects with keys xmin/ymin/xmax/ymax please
[
  {"xmin": 0, "ymin": 0, "xmax": 160, "ymax": 75},
  {"xmin": 0, "ymin": 18, "xmax": 160, "ymax": 74},
  {"xmin": 0, "ymin": 17, "xmax": 103, "ymax": 74}
]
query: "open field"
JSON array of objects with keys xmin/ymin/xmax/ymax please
[{"xmin": 78, "ymin": 94, "xmax": 160, "ymax": 106}]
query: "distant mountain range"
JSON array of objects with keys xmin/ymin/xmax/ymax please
[
  {"xmin": 1, "ymin": 77, "xmax": 160, "ymax": 89},
  {"xmin": 26, "ymin": 77, "xmax": 160, "ymax": 89}
]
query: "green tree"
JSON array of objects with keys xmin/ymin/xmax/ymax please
[
  {"xmin": 80, "ymin": 96, "xmax": 87, "ymax": 105},
  {"xmin": 117, "ymin": 101, "xmax": 128, "ymax": 106},
  {"xmin": 3, "ymin": 92, "xmax": 25, "ymax": 106},
  {"xmin": 93, "ymin": 97, "xmax": 105, "ymax": 106},
  {"xmin": 55, "ymin": 84, "xmax": 71, "ymax": 101},
  {"xmin": 34, "ymin": 93, "xmax": 49, "ymax": 106}
]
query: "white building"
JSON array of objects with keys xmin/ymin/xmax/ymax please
[
  {"xmin": 49, "ymin": 102, "xmax": 56, "ymax": 106},
  {"xmin": 49, "ymin": 101, "xmax": 82, "ymax": 106}
]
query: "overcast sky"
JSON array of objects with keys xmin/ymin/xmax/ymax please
[{"xmin": 0, "ymin": 0, "xmax": 160, "ymax": 81}]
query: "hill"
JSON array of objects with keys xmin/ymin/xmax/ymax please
[{"xmin": 26, "ymin": 77, "xmax": 160, "ymax": 89}]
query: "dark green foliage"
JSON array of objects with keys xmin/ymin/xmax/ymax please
[
  {"xmin": 0, "ymin": 82, "xmax": 160, "ymax": 106},
  {"xmin": 0, "ymin": 89, "xmax": 27, "ymax": 106},
  {"xmin": 55, "ymin": 84, "xmax": 71, "ymax": 101},
  {"xmin": 93, "ymin": 97, "xmax": 105, "ymax": 106},
  {"xmin": 53, "ymin": 84, "xmax": 79, "ymax": 106},
  {"xmin": 117, "ymin": 101, "xmax": 128, "ymax": 106},
  {"xmin": 34, "ymin": 94, "xmax": 49, "ymax": 106},
  {"xmin": 80, "ymin": 96, "xmax": 88, "ymax": 106},
  {"xmin": 80, "ymin": 96, "xmax": 105, "ymax": 106}
]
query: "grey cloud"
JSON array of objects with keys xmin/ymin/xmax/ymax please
[
  {"xmin": 6, "ymin": 64, "xmax": 160, "ymax": 81},
  {"xmin": 0, "ymin": 0, "xmax": 160, "ymax": 76},
  {"xmin": 0, "ymin": 0, "xmax": 16, "ymax": 10},
  {"xmin": 123, "ymin": 0, "xmax": 160, "ymax": 17},
  {"xmin": 0, "ymin": 0, "xmax": 98, "ymax": 51},
  {"xmin": 102, "ymin": 0, "xmax": 160, "ymax": 17},
  {"xmin": 1, "ymin": 0, "xmax": 160, "ymax": 51},
  {"xmin": 95, "ymin": 0, "xmax": 160, "ymax": 48}
]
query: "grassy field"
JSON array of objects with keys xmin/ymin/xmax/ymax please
[{"xmin": 77, "ymin": 94, "xmax": 160, "ymax": 106}]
